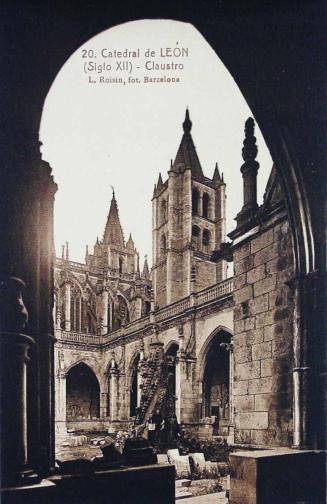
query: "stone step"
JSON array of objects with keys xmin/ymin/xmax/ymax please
[
  {"xmin": 175, "ymin": 490, "xmax": 193, "ymax": 500},
  {"xmin": 175, "ymin": 479, "xmax": 191, "ymax": 488}
]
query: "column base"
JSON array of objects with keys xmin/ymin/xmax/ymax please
[{"xmin": 1, "ymin": 478, "xmax": 56, "ymax": 504}]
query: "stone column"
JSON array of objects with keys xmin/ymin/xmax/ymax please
[
  {"xmin": 0, "ymin": 277, "xmax": 39, "ymax": 486},
  {"xmin": 236, "ymin": 118, "xmax": 259, "ymax": 226},
  {"xmin": 175, "ymin": 354, "xmax": 181, "ymax": 423},
  {"xmin": 55, "ymin": 371, "xmax": 67, "ymax": 438},
  {"xmin": 102, "ymin": 289, "xmax": 109, "ymax": 335},
  {"xmin": 64, "ymin": 282, "xmax": 71, "ymax": 331},
  {"xmin": 109, "ymin": 368, "xmax": 119, "ymax": 422}
]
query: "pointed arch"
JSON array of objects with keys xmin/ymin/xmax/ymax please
[{"xmin": 66, "ymin": 362, "xmax": 100, "ymax": 420}]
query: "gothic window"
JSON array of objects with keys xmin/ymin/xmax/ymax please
[
  {"xmin": 82, "ymin": 290, "xmax": 97, "ymax": 334},
  {"xmin": 203, "ymin": 192, "xmax": 210, "ymax": 218},
  {"xmin": 192, "ymin": 225, "xmax": 200, "ymax": 250},
  {"xmin": 192, "ymin": 187, "xmax": 200, "ymax": 214},
  {"xmin": 119, "ymin": 256, "xmax": 123, "ymax": 274},
  {"xmin": 202, "ymin": 229, "xmax": 211, "ymax": 253},
  {"xmin": 160, "ymin": 198, "xmax": 167, "ymax": 224},
  {"xmin": 161, "ymin": 234, "xmax": 167, "ymax": 254},
  {"xmin": 70, "ymin": 285, "xmax": 82, "ymax": 332},
  {"xmin": 113, "ymin": 295, "xmax": 129, "ymax": 330}
]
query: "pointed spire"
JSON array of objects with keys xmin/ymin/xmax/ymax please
[
  {"xmin": 142, "ymin": 254, "xmax": 150, "ymax": 278},
  {"xmin": 65, "ymin": 241, "xmax": 69, "ymax": 260},
  {"xmin": 157, "ymin": 173, "xmax": 163, "ymax": 191},
  {"xmin": 61, "ymin": 245, "xmax": 65, "ymax": 260},
  {"xmin": 152, "ymin": 183, "xmax": 157, "ymax": 198},
  {"xmin": 183, "ymin": 107, "xmax": 192, "ymax": 134},
  {"xmin": 213, "ymin": 162, "xmax": 221, "ymax": 185},
  {"xmin": 103, "ymin": 189, "xmax": 125, "ymax": 248},
  {"xmin": 85, "ymin": 244, "xmax": 89, "ymax": 260},
  {"xmin": 126, "ymin": 233, "xmax": 135, "ymax": 250},
  {"xmin": 171, "ymin": 109, "xmax": 203, "ymax": 177}
]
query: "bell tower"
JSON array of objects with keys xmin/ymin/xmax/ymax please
[{"xmin": 152, "ymin": 109, "xmax": 227, "ymax": 308}]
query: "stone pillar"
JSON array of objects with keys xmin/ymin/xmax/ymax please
[
  {"xmin": 236, "ymin": 118, "xmax": 259, "ymax": 226},
  {"xmin": 64, "ymin": 282, "xmax": 71, "ymax": 331},
  {"xmin": 109, "ymin": 368, "xmax": 119, "ymax": 421},
  {"xmin": 175, "ymin": 354, "xmax": 181, "ymax": 423},
  {"xmin": 100, "ymin": 392, "xmax": 108, "ymax": 420},
  {"xmin": 55, "ymin": 371, "xmax": 67, "ymax": 438},
  {"xmin": 102, "ymin": 289, "xmax": 109, "ymax": 335},
  {"xmin": 0, "ymin": 277, "xmax": 39, "ymax": 486}
]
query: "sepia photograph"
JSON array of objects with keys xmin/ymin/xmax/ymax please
[{"xmin": 1, "ymin": 2, "xmax": 326, "ymax": 503}]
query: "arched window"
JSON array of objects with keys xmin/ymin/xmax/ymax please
[
  {"xmin": 161, "ymin": 198, "xmax": 167, "ymax": 223},
  {"xmin": 161, "ymin": 234, "xmax": 167, "ymax": 253},
  {"xmin": 66, "ymin": 363, "xmax": 100, "ymax": 420},
  {"xmin": 203, "ymin": 192, "xmax": 209, "ymax": 218},
  {"xmin": 70, "ymin": 285, "xmax": 82, "ymax": 332},
  {"xmin": 119, "ymin": 256, "xmax": 123, "ymax": 274},
  {"xmin": 82, "ymin": 290, "xmax": 97, "ymax": 334},
  {"xmin": 192, "ymin": 225, "xmax": 200, "ymax": 249},
  {"xmin": 192, "ymin": 187, "xmax": 200, "ymax": 214},
  {"xmin": 202, "ymin": 229, "xmax": 211, "ymax": 253}
]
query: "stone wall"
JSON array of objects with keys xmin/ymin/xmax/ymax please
[{"xmin": 233, "ymin": 215, "xmax": 294, "ymax": 446}]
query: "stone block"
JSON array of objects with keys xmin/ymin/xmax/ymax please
[
  {"xmin": 234, "ymin": 242, "xmax": 251, "ymax": 262},
  {"xmin": 234, "ymin": 331, "xmax": 247, "ymax": 347},
  {"xmin": 246, "ymin": 264, "xmax": 266, "ymax": 284},
  {"xmin": 248, "ymin": 377, "xmax": 273, "ymax": 394},
  {"xmin": 253, "ymin": 274, "xmax": 276, "ymax": 297},
  {"xmin": 229, "ymin": 449, "xmax": 326, "ymax": 504},
  {"xmin": 234, "ymin": 345, "xmax": 252, "ymax": 364},
  {"xmin": 189, "ymin": 452, "xmax": 206, "ymax": 471},
  {"xmin": 261, "ymin": 358, "xmax": 273, "ymax": 377},
  {"xmin": 234, "ymin": 319, "xmax": 245, "ymax": 334},
  {"xmin": 268, "ymin": 286, "xmax": 290, "ymax": 309},
  {"xmin": 234, "ymin": 285, "xmax": 253, "ymax": 304},
  {"xmin": 167, "ymin": 449, "xmax": 180, "ymax": 463},
  {"xmin": 249, "ymin": 294, "xmax": 269, "ymax": 315},
  {"xmin": 175, "ymin": 455, "xmax": 191, "ymax": 478},
  {"xmin": 250, "ymin": 229, "xmax": 274, "ymax": 253},
  {"xmin": 234, "ymin": 395, "xmax": 255, "ymax": 412},
  {"xmin": 252, "ymin": 342, "xmax": 272, "ymax": 361},
  {"xmin": 235, "ymin": 361, "xmax": 260, "ymax": 381},
  {"xmin": 234, "ymin": 255, "xmax": 254, "ymax": 275},
  {"xmin": 234, "ymin": 273, "xmax": 246, "ymax": 290},
  {"xmin": 233, "ymin": 380, "xmax": 249, "ymax": 396},
  {"xmin": 244, "ymin": 317, "xmax": 255, "ymax": 330},
  {"xmin": 253, "ymin": 242, "xmax": 278, "ymax": 267},
  {"xmin": 234, "ymin": 428, "xmax": 251, "ymax": 444},
  {"xmin": 255, "ymin": 310, "xmax": 274, "ymax": 328},
  {"xmin": 255, "ymin": 392, "xmax": 290, "ymax": 412},
  {"xmin": 235, "ymin": 411, "xmax": 268, "ymax": 430},
  {"xmin": 272, "ymin": 333, "xmax": 292, "ymax": 356},
  {"xmin": 246, "ymin": 328, "xmax": 264, "ymax": 345}
]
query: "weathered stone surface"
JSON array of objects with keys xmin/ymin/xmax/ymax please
[
  {"xmin": 234, "ymin": 345, "xmax": 252, "ymax": 364},
  {"xmin": 248, "ymin": 377, "xmax": 273, "ymax": 395},
  {"xmin": 234, "ymin": 242, "xmax": 251, "ymax": 262},
  {"xmin": 250, "ymin": 229, "xmax": 274, "ymax": 253},
  {"xmin": 253, "ymin": 274, "xmax": 276, "ymax": 297},
  {"xmin": 235, "ymin": 361, "xmax": 260, "ymax": 381},
  {"xmin": 249, "ymin": 294, "xmax": 269, "ymax": 315},
  {"xmin": 253, "ymin": 242, "xmax": 278, "ymax": 267},
  {"xmin": 234, "ymin": 273, "xmax": 247, "ymax": 290},
  {"xmin": 244, "ymin": 317, "xmax": 255, "ymax": 330},
  {"xmin": 234, "ymin": 395, "xmax": 255, "ymax": 412},
  {"xmin": 234, "ymin": 429, "xmax": 251, "ymax": 444},
  {"xmin": 246, "ymin": 264, "xmax": 266, "ymax": 284},
  {"xmin": 235, "ymin": 412, "xmax": 268, "ymax": 430},
  {"xmin": 234, "ymin": 285, "xmax": 253, "ymax": 304},
  {"xmin": 234, "ymin": 319, "xmax": 245, "ymax": 334},
  {"xmin": 233, "ymin": 380, "xmax": 249, "ymax": 396},
  {"xmin": 261, "ymin": 358, "xmax": 273, "ymax": 377},
  {"xmin": 246, "ymin": 328, "xmax": 264, "ymax": 345},
  {"xmin": 234, "ymin": 255, "xmax": 254, "ymax": 275},
  {"xmin": 255, "ymin": 310, "xmax": 274, "ymax": 328},
  {"xmin": 252, "ymin": 341, "xmax": 272, "ymax": 361}
]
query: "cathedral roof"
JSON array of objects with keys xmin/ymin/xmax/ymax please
[
  {"xmin": 171, "ymin": 109, "xmax": 204, "ymax": 178},
  {"xmin": 103, "ymin": 191, "xmax": 125, "ymax": 248}
]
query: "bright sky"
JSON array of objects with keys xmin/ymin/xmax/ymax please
[{"xmin": 40, "ymin": 20, "xmax": 272, "ymax": 265}]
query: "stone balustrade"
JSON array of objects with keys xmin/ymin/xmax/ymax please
[{"xmin": 59, "ymin": 278, "xmax": 233, "ymax": 347}]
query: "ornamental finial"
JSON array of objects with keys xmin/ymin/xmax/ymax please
[
  {"xmin": 242, "ymin": 117, "xmax": 258, "ymax": 163},
  {"xmin": 183, "ymin": 108, "xmax": 192, "ymax": 134}
]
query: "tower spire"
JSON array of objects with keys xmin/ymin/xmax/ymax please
[
  {"xmin": 183, "ymin": 107, "xmax": 192, "ymax": 134},
  {"xmin": 171, "ymin": 109, "xmax": 203, "ymax": 177},
  {"xmin": 103, "ymin": 189, "xmax": 125, "ymax": 248}
]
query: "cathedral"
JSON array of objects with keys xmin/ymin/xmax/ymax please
[{"xmin": 54, "ymin": 109, "xmax": 295, "ymax": 452}]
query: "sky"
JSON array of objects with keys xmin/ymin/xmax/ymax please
[{"xmin": 40, "ymin": 20, "xmax": 272, "ymax": 265}]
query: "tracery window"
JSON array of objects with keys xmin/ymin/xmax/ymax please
[
  {"xmin": 202, "ymin": 229, "xmax": 211, "ymax": 253},
  {"xmin": 202, "ymin": 192, "xmax": 209, "ymax": 218},
  {"xmin": 192, "ymin": 225, "xmax": 200, "ymax": 249},
  {"xmin": 192, "ymin": 187, "xmax": 200, "ymax": 214}
]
